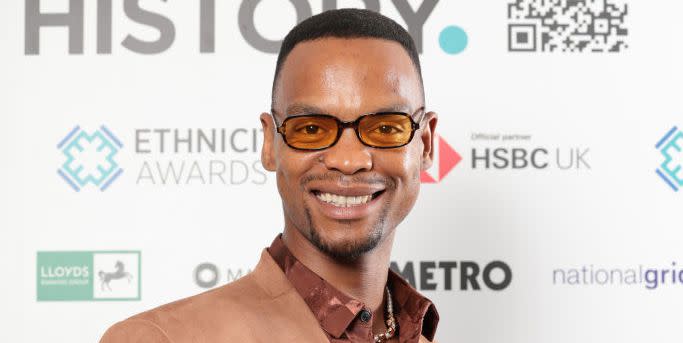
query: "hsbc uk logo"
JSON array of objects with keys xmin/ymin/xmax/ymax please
[
  {"xmin": 57, "ymin": 125, "xmax": 123, "ymax": 192},
  {"xmin": 421, "ymin": 135, "xmax": 462, "ymax": 183},
  {"xmin": 655, "ymin": 126, "xmax": 683, "ymax": 192}
]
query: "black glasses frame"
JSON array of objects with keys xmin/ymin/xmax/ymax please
[{"xmin": 272, "ymin": 110, "xmax": 425, "ymax": 151}]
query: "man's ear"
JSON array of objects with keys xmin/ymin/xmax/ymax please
[
  {"xmin": 260, "ymin": 112, "xmax": 276, "ymax": 172},
  {"xmin": 419, "ymin": 111, "xmax": 438, "ymax": 171}
]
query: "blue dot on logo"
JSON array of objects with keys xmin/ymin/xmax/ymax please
[{"xmin": 439, "ymin": 26, "xmax": 468, "ymax": 55}]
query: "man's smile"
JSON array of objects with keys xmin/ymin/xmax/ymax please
[
  {"xmin": 307, "ymin": 184, "xmax": 387, "ymax": 220},
  {"xmin": 313, "ymin": 191, "xmax": 383, "ymax": 206}
]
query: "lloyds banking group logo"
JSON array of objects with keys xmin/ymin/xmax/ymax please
[
  {"xmin": 37, "ymin": 251, "xmax": 141, "ymax": 301},
  {"xmin": 655, "ymin": 126, "xmax": 683, "ymax": 192},
  {"xmin": 57, "ymin": 125, "xmax": 123, "ymax": 191}
]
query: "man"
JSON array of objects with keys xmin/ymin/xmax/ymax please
[{"xmin": 100, "ymin": 8, "xmax": 439, "ymax": 343}]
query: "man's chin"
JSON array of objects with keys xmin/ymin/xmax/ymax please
[{"xmin": 308, "ymin": 227, "xmax": 383, "ymax": 262}]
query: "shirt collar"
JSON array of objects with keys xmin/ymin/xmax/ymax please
[{"xmin": 267, "ymin": 234, "xmax": 439, "ymax": 342}]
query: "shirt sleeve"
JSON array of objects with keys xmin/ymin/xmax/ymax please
[{"xmin": 99, "ymin": 319, "xmax": 172, "ymax": 343}]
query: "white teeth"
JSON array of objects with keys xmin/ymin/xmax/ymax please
[{"xmin": 315, "ymin": 192, "xmax": 373, "ymax": 207}]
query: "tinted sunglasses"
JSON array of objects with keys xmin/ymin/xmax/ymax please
[{"xmin": 272, "ymin": 109, "xmax": 424, "ymax": 151}]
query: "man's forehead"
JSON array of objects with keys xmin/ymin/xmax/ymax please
[
  {"xmin": 274, "ymin": 38, "xmax": 423, "ymax": 117},
  {"xmin": 280, "ymin": 38, "xmax": 417, "ymax": 79}
]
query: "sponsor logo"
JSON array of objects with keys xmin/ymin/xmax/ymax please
[
  {"xmin": 57, "ymin": 126, "xmax": 268, "ymax": 190},
  {"xmin": 469, "ymin": 132, "xmax": 591, "ymax": 171},
  {"xmin": 471, "ymin": 147, "xmax": 590, "ymax": 170},
  {"xmin": 37, "ymin": 251, "xmax": 141, "ymax": 301},
  {"xmin": 57, "ymin": 125, "xmax": 123, "ymax": 192},
  {"xmin": 421, "ymin": 135, "xmax": 462, "ymax": 183},
  {"xmin": 655, "ymin": 126, "xmax": 683, "ymax": 192},
  {"xmin": 194, "ymin": 263, "xmax": 253, "ymax": 289},
  {"xmin": 25, "ymin": 0, "xmax": 467, "ymax": 55},
  {"xmin": 421, "ymin": 132, "xmax": 591, "ymax": 183},
  {"xmin": 391, "ymin": 260, "xmax": 513, "ymax": 291},
  {"xmin": 553, "ymin": 262, "xmax": 683, "ymax": 290}
]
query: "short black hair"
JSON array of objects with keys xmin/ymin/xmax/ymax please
[{"xmin": 271, "ymin": 8, "xmax": 423, "ymax": 107}]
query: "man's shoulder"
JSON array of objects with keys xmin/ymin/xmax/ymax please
[
  {"xmin": 99, "ymin": 273, "xmax": 266, "ymax": 342},
  {"xmin": 139, "ymin": 271, "xmax": 265, "ymax": 318}
]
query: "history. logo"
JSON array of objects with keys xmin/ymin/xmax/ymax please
[
  {"xmin": 25, "ymin": 0, "xmax": 468, "ymax": 56},
  {"xmin": 655, "ymin": 126, "xmax": 683, "ymax": 192},
  {"xmin": 37, "ymin": 251, "xmax": 141, "ymax": 301},
  {"xmin": 420, "ymin": 135, "xmax": 462, "ymax": 183},
  {"xmin": 57, "ymin": 125, "xmax": 123, "ymax": 192}
]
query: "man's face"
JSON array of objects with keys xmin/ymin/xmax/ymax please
[{"xmin": 262, "ymin": 38, "xmax": 436, "ymax": 261}]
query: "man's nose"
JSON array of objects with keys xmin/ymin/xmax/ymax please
[{"xmin": 321, "ymin": 127, "xmax": 372, "ymax": 174}]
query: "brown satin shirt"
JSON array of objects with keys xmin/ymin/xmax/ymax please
[{"xmin": 267, "ymin": 235, "xmax": 439, "ymax": 343}]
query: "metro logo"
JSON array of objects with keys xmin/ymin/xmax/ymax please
[{"xmin": 420, "ymin": 135, "xmax": 461, "ymax": 183}]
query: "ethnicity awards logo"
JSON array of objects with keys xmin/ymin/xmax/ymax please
[{"xmin": 57, "ymin": 125, "xmax": 124, "ymax": 192}]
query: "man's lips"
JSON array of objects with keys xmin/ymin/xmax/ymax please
[{"xmin": 307, "ymin": 185, "xmax": 386, "ymax": 220}]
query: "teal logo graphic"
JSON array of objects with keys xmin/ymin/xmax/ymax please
[
  {"xmin": 37, "ymin": 251, "xmax": 141, "ymax": 301},
  {"xmin": 656, "ymin": 126, "xmax": 683, "ymax": 192},
  {"xmin": 439, "ymin": 25, "xmax": 468, "ymax": 55},
  {"xmin": 57, "ymin": 125, "xmax": 123, "ymax": 192}
]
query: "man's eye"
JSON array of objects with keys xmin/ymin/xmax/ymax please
[
  {"xmin": 297, "ymin": 124, "xmax": 322, "ymax": 134},
  {"xmin": 376, "ymin": 124, "xmax": 402, "ymax": 134}
]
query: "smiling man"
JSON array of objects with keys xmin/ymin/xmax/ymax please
[{"xmin": 100, "ymin": 8, "xmax": 438, "ymax": 343}]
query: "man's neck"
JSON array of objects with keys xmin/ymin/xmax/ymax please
[{"xmin": 281, "ymin": 224, "xmax": 396, "ymax": 315}]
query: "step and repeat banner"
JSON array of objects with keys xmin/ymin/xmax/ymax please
[{"xmin": 1, "ymin": 0, "xmax": 681, "ymax": 342}]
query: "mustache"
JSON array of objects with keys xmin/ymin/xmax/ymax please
[{"xmin": 300, "ymin": 172, "xmax": 396, "ymax": 190}]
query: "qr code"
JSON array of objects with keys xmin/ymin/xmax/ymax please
[{"xmin": 508, "ymin": 0, "xmax": 628, "ymax": 52}]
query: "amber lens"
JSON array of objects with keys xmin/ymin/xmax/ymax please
[
  {"xmin": 359, "ymin": 113, "xmax": 413, "ymax": 147},
  {"xmin": 283, "ymin": 115, "xmax": 339, "ymax": 150}
]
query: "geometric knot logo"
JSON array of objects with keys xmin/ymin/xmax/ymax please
[
  {"xmin": 421, "ymin": 135, "xmax": 462, "ymax": 183},
  {"xmin": 57, "ymin": 125, "xmax": 123, "ymax": 192},
  {"xmin": 655, "ymin": 126, "xmax": 683, "ymax": 192}
]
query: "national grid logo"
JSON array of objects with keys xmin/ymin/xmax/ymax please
[
  {"xmin": 655, "ymin": 126, "xmax": 683, "ymax": 192},
  {"xmin": 57, "ymin": 125, "xmax": 123, "ymax": 191}
]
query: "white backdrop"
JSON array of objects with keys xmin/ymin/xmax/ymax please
[{"xmin": 1, "ymin": 0, "xmax": 682, "ymax": 342}]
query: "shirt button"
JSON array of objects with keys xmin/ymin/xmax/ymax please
[{"xmin": 359, "ymin": 309, "xmax": 372, "ymax": 323}]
